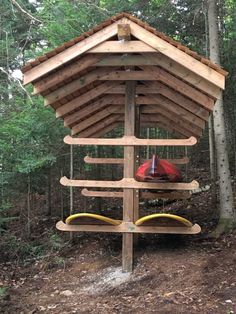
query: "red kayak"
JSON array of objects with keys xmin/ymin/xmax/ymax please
[{"xmin": 135, "ymin": 155, "xmax": 182, "ymax": 182}]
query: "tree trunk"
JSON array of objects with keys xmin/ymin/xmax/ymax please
[
  {"xmin": 46, "ymin": 167, "xmax": 52, "ymax": 216},
  {"xmin": 208, "ymin": 0, "xmax": 235, "ymax": 234}
]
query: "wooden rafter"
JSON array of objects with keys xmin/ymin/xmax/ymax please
[
  {"xmin": 44, "ymin": 67, "xmax": 117, "ymax": 106},
  {"xmin": 125, "ymin": 18, "xmax": 225, "ymax": 89},
  {"xmin": 141, "ymin": 97, "xmax": 205, "ymax": 129},
  {"xmin": 143, "ymin": 82, "xmax": 210, "ymax": 121},
  {"xmin": 56, "ymin": 81, "xmax": 120, "ymax": 118},
  {"xmin": 71, "ymin": 106, "xmax": 123, "ymax": 135},
  {"xmin": 63, "ymin": 95, "xmax": 122, "ymax": 127},
  {"xmin": 23, "ymin": 18, "xmax": 128, "ymax": 85},
  {"xmin": 139, "ymin": 66, "xmax": 215, "ymax": 110},
  {"xmin": 141, "ymin": 114, "xmax": 202, "ymax": 138},
  {"xmin": 142, "ymin": 53, "xmax": 221, "ymax": 99},
  {"xmin": 32, "ymin": 54, "xmax": 103, "ymax": 95},
  {"xmin": 105, "ymin": 83, "xmax": 209, "ymax": 122},
  {"xmin": 76, "ymin": 114, "xmax": 122, "ymax": 137},
  {"xmin": 88, "ymin": 41, "xmax": 156, "ymax": 53},
  {"xmin": 89, "ymin": 122, "xmax": 121, "ymax": 138}
]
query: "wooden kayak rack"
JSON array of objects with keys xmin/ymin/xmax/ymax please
[
  {"xmin": 22, "ymin": 14, "xmax": 227, "ymax": 272},
  {"xmin": 58, "ymin": 132, "xmax": 200, "ymax": 272}
]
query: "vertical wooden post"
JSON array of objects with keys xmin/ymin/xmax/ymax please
[
  {"xmin": 70, "ymin": 144, "xmax": 73, "ymax": 240},
  {"xmin": 122, "ymin": 81, "xmax": 136, "ymax": 272}
]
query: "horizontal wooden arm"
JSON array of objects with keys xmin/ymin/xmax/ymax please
[
  {"xmin": 60, "ymin": 176, "xmax": 199, "ymax": 190},
  {"xmin": 64, "ymin": 135, "xmax": 197, "ymax": 146},
  {"xmin": 56, "ymin": 221, "xmax": 201, "ymax": 234},
  {"xmin": 84, "ymin": 156, "xmax": 190, "ymax": 165},
  {"xmin": 81, "ymin": 188, "xmax": 191, "ymax": 200}
]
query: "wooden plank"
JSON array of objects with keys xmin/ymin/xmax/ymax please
[
  {"xmin": 60, "ymin": 176, "xmax": 199, "ymax": 190},
  {"xmin": 89, "ymin": 122, "xmax": 121, "ymax": 138},
  {"xmin": 44, "ymin": 68, "xmax": 115, "ymax": 106},
  {"xmin": 106, "ymin": 84, "xmax": 209, "ymax": 122},
  {"xmin": 84, "ymin": 156, "xmax": 189, "ymax": 165},
  {"xmin": 95, "ymin": 54, "xmax": 161, "ymax": 67},
  {"xmin": 64, "ymin": 135, "xmax": 197, "ymax": 146},
  {"xmin": 141, "ymin": 191, "xmax": 191, "ymax": 200},
  {"xmin": 122, "ymin": 80, "xmax": 136, "ymax": 272},
  {"xmin": 81, "ymin": 189, "xmax": 191, "ymax": 200},
  {"xmin": 141, "ymin": 113, "xmax": 203, "ymax": 138},
  {"xmin": 77, "ymin": 114, "xmax": 122, "ymax": 137},
  {"xmin": 138, "ymin": 115, "xmax": 196, "ymax": 138},
  {"xmin": 141, "ymin": 101, "xmax": 205, "ymax": 130},
  {"xmin": 23, "ymin": 18, "xmax": 126, "ymax": 85},
  {"xmin": 81, "ymin": 189, "xmax": 123, "ymax": 198},
  {"xmin": 84, "ymin": 156, "xmax": 124, "ymax": 164},
  {"xmin": 56, "ymin": 220, "xmax": 201, "ymax": 234},
  {"xmin": 117, "ymin": 24, "xmax": 131, "ymax": 41},
  {"xmin": 88, "ymin": 41, "xmax": 156, "ymax": 53},
  {"xmin": 56, "ymin": 81, "xmax": 119, "ymax": 118},
  {"xmin": 143, "ymin": 53, "xmax": 221, "ymax": 99},
  {"xmin": 144, "ymin": 82, "xmax": 209, "ymax": 121},
  {"xmin": 71, "ymin": 106, "xmax": 123, "ymax": 135},
  {"xmin": 127, "ymin": 18, "xmax": 225, "ymax": 89},
  {"xmin": 63, "ymin": 95, "xmax": 121, "ymax": 127},
  {"xmin": 32, "ymin": 54, "xmax": 102, "ymax": 94},
  {"xmin": 139, "ymin": 66, "xmax": 215, "ymax": 110}
]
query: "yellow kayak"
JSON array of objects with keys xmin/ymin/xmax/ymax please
[
  {"xmin": 135, "ymin": 213, "xmax": 193, "ymax": 227},
  {"xmin": 65, "ymin": 213, "xmax": 122, "ymax": 226}
]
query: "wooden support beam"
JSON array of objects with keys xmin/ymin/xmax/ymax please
[
  {"xmin": 140, "ymin": 114, "xmax": 196, "ymax": 138},
  {"xmin": 23, "ymin": 18, "xmax": 127, "ymax": 85},
  {"xmin": 144, "ymin": 82, "xmax": 209, "ymax": 121},
  {"xmin": 63, "ymin": 95, "xmax": 121, "ymax": 127},
  {"xmin": 84, "ymin": 156, "xmax": 124, "ymax": 164},
  {"xmin": 139, "ymin": 66, "xmax": 215, "ymax": 110},
  {"xmin": 77, "ymin": 114, "xmax": 122, "ymax": 137},
  {"xmin": 89, "ymin": 122, "xmax": 121, "ymax": 138},
  {"xmin": 56, "ymin": 220, "xmax": 201, "ymax": 234},
  {"xmin": 71, "ymin": 106, "xmax": 123, "ymax": 135},
  {"xmin": 82, "ymin": 189, "xmax": 123, "ymax": 198},
  {"xmin": 56, "ymin": 81, "xmax": 119, "ymax": 118},
  {"xmin": 32, "ymin": 54, "xmax": 102, "ymax": 94},
  {"xmin": 123, "ymin": 80, "xmax": 136, "ymax": 272},
  {"xmin": 95, "ymin": 54, "xmax": 161, "ymax": 67},
  {"xmin": 141, "ymin": 100, "xmax": 205, "ymax": 129},
  {"xmin": 44, "ymin": 67, "xmax": 116, "ymax": 106},
  {"xmin": 141, "ymin": 112, "xmax": 203, "ymax": 137},
  {"xmin": 88, "ymin": 41, "xmax": 156, "ymax": 53},
  {"xmin": 126, "ymin": 18, "xmax": 225, "ymax": 89},
  {"xmin": 117, "ymin": 24, "xmax": 131, "ymax": 41},
  {"xmin": 60, "ymin": 176, "xmax": 199, "ymax": 190},
  {"xmin": 106, "ymin": 83, "xmax": 209, "ymax": 122},
  {"xmin": 142, "ymin": 53, "xmax": 221, "ymax": 99},
  {"xmin": 84, "ymin": 156, "xmax": 190, "ymax": 165},
  {"xmin": 64, "ymin": 135, "xmax": 197, "ymax": 146},
  {"xmin": 81, "ymin": 189, "xmax": 191, "ymax": 200}
]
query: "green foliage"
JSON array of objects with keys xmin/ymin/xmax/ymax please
[
  {"xmin": 0, "ymin": 202, "xmax": 16, "ymax": 232},
  {"xmin": 49, "ymin": 233, "xmax": 65, "ymax": 250},
  {"xmin": 0, "ymin": 287, "xmax": 8, "ymax": 298}
]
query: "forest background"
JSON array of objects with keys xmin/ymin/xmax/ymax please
[{"xmin": 0, "ymin": 0, "xmax": 236, "ymax": 260}]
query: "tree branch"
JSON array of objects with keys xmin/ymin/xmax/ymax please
[{"xmin": 11, "ymin": 0, "xmax": 42, "ymax": 24}]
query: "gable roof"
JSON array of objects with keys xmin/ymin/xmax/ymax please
[
  {"xmin": 22, "ymin": 12, "xmax": 227, "ymax": 139},
  {"xmin": 22, "ymin": 12, "xmax": 227, "ymax": 77}
]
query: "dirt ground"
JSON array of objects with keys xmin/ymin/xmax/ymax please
[{"xmin": 1, "ymin": 188, "xmax": 236, "ymax": 314}]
